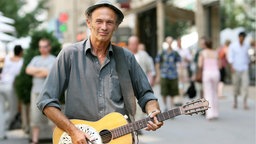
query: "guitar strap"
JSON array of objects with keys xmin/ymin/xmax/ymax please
[{"xmin": 112, "ymin": 45, "xmax": 136, "ymax": 122}]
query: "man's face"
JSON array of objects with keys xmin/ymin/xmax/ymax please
[
  {"xmin": 239, "ymin": 36, "xmax": 245, "ymax": 44},
  {"xmin": 86, "ymin": 7, "xmax": 117, "ymax": 42},
  {"xmin": 128, "ymin": 36, "xmax": 139, "ymax": 53},
  {"xmin": 39, "ymin": 40, "xmax": 51, "ymax": 55},
  {"xmin": 166, "ymin": 37, "xmax": 173, "ymax": 48}
]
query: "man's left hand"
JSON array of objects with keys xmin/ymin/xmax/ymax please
[{"xmin": 145, "ymin": 110, "xmax": 163, "ymax": 131}]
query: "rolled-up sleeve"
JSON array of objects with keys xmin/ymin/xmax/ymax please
[
  {"xmin": 124, "ymin": 49, "xmax": 157, "ymax": 112},
  {"xmin": 37, "ymin": 46, "xmax": 72, "ymax": 112}
]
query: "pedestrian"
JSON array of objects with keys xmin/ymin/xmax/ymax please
[
  {"xmin": 138, "ymin": 43, "xmax": 156, "ymax": 86},
  {"xmin": 198, "ymin": 38, "xmax": 220, "ymax": 120},
  {"xmin": 37, "ymin": 1, "xmax": 163, "ymax": 144},
  {"xmin": 227, "ymin": 32, "xmax": 250, "ymax": 109},
  {"xmin": 218, "ymin": 39, "xmax": 231, "ymax": 98},
  {"xmin": 175, "ymin": 37, "xmax": 192, "ymax": 96},
  {"xmin": 155, "ymin": 36, "xmax": 181, "ymax": 111},
  {"xmin": 26, "ymin": 38, "xmax": 56, "ymax": 144},
  {"xmin": 128, "ymin": 36, "xmax": 156, "ymax": 86},
  {"xmin": 0, "ymin": 45, "xmax": 23, "ymax": 140}
]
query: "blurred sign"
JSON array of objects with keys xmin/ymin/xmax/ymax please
[
  {"xmin": 58, "ymin": 12, "xmax": 69, "ymax": 32},
  {"xmin": 58, "ymin": 13, "xmax": 69, "ymax": 23}
]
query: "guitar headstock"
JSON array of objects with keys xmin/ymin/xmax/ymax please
[{"xmin": 180, "ymin": 98, "xmax": 209, "ymax": 115}]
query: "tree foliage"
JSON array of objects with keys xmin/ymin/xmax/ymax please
[
  {"xmin": 165, "ymin": 19, "xmax": 190, "ymax": 39},
  {"xmin": 220, "ymin": 0, "xmax": 255, "ymax": 31},
  {"xmin": 0, "ymin": 0, "xmax": 47, "ymax": 37},
  {"xmin": 14, "ymin": 30, "xmax": 61, "ymax": 104}
]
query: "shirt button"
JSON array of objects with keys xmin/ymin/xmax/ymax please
[
  {"xmin": 99, "ymin": 94, "xmax": 102, "ymax": 97},
  {"xmin": 100, "ymin": 111, "xmax": 103, "ymax": 114}
]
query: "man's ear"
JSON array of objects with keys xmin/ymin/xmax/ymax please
[{"xmin": 86, "ymin": 18, "xmax": 91, "ymax": 29}]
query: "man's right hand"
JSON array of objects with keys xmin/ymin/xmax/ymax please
[
  {"xmin": 43, "ymin": 107, "xmax": 93, "ymax": 144},
  {"xmin": 69, "ymin": 128, "xmax": 93, "ymax": 144}
]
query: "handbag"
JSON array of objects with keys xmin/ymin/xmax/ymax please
[{"xmin": 185, "ymin": 81, "xmax": 197, "ymax": 99}]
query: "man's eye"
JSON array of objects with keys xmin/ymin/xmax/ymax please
[
  {"xmin": 107, "ymin": 21, "xmax": 114, "ymax": 25},
  {"xmin": 96, "ymin": 20, "xmax": 102, "ymax": 23}
]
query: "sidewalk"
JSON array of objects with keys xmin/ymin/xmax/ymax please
[
  {"xmin": 139, "ymin": 84, "xmax": 255, "ymax": 144},
  {"xmin": 1, "ymin": 85, "xmax": 255, "ymax": 144}
]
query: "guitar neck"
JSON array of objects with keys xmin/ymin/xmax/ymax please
[{"xmin": 110, "ymin": 107, "xmax": 181, "ymax": 139}]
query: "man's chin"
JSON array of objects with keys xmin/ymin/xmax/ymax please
[{"xmin": 97, "ymin": 36, "xmax": 111, "ymax": 42}]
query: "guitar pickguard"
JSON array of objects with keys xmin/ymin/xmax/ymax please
[{"xmin": 58, "ymin": 124, "xmax": 102, "ymax": 144}]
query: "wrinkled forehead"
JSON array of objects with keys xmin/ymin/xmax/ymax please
[{"xmin": 90, "ymin": 7, "xmax": 117, "ymax": 20}]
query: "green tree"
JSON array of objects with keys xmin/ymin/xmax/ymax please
[
  {"xmin": 165, "ymin": 18, "xmax": 190, "ymax": 39},
  {"xmin": 0, "ymin": 0, "xmax": 47, "ymax": 37},
  {"xmin": 220, "ymin": 0, "xmax": 255, "ymax": 31},
  {"xmin": 14, "ymin": 30, "xmax": 61, "ymax": 104}
]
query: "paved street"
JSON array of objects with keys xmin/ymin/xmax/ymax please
[
  {"xmin": 139, "ymin": 85, "xmax": 255, "ymax": 144},
  {"xmin": 1, "ymin": 85, "xmax": 255, "ymax": 144}
]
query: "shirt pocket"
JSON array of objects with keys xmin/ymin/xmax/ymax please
[{"xmin": 109, "ymin": 75, "xmax": 122, "ymax": 102}]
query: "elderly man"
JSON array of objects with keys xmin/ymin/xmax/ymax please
[{"xmin": 37, "ymin": 0, "xmax": 162, "ymax": 144}]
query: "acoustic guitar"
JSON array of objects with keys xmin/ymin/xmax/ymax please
[{"xmin": 53, "ymin": 98, "xmax": 209, "ymax": 144}]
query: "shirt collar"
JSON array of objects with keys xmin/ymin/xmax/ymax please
[{"xmin": 84, "ymin": 38, "xmax": 113, "ymax": 56}]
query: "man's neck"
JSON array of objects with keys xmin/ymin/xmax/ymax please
[
  {"xmin": 167, "ymin": 47, "xmax": 173, "ymax": 52},
  {"xmin": 10, "ymin": 56, "xmax": 22, "ymax": 62},
  {"xmin": 41, "ymin": 54, "xmax": 50, "ymax": 58},
  {"xmin": 239, "ymin": 41, "xmax": 244, "ymax": 46},
  {"xmin": 130, "ymin": 49, "xmax": 138, "ymax": 55},
  {"xmin": 90, "ymin": 38, "xmax": 109, "ymax": 57}
]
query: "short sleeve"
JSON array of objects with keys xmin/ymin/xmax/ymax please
[{"xmin": 27, "ymin": 57, "xmax": 38, "ymax": 67}]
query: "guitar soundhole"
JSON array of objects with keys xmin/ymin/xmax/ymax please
[{"xmin": 100, "ymin": 129, "xmax": 112, "ymax": 143}]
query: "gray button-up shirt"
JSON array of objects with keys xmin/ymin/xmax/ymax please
[{"xmin": 37, "ymin": 39, "xmax": 157, "ymax": 121}]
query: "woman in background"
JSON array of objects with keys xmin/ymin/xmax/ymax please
[{"xmin": 198, "ymin": 38, "xmax": 220, "ymax": 120}]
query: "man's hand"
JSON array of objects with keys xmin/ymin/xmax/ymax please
[
  {"xmin": 70, "ymin": 128, "xmax": 92, "ymax": 144},
  {"xmin": 145, "ymin": 100, "xmax": 163, "ymax": 131},
  {"xmin": 145, "ymin": 110, "xmax": 163, "ymax": 131},
  {"xmin": 43, "ymin": 107, "xmax": 94, "ymax": 144},
  {"xmin": 34, "ymin": 68, "xmax": 49, "ymax": 78}
]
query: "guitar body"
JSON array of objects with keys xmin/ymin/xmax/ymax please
[{"xmin": 53, "ymin": 112, "xmax": 133, "ymax": 144}]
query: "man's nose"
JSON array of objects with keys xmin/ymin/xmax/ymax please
[{"xmin": 101, "ymin": 22, "xmax": 107, "ymax": 30}]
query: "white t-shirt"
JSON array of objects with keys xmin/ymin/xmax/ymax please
[
  {"xmin": 134, "ymin": 50, "xmax": 156, "ymax": 77},
  {"xmin": 176, "ymin": 47, "xmax": 192, "ymax": 68},
  {"xmin": 0, "ymin": 56, "xmax": 23, "ymax": 84},
  {"xmin": 27, "ymin": 55, "xmax": 56, "ymax": 93}
]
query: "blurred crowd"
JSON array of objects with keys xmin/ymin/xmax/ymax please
[{"xmin": 0, "ymin": 31, "xmax": 255, "ymax": 141}]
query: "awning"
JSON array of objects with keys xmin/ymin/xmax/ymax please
[
  {"xmin": 0, "ymin": 13, "xmax": 15, "ymax": 24},
  {"xmin": 0, "ymin": 22, "xmax": 16, "ymax": 33},
  {"xmin": 0, "ymin": 32, "xmax": 16, "ymax": 42},
  {"xmin": 123, "ymin": 1, "xmax": 156, "ymax": 16},
  {"xmin": 123, "ymin": 1, "xmax": 194, "ymax": 22}
]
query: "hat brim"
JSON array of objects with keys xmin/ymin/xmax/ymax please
[{"xmin": 86, "ymin": 3, "xmax": 124, "ymax": 23}]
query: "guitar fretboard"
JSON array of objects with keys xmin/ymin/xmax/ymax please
[{"xmin": 110, "ymin": 107, "xmax": 181, "ymax": 139}]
